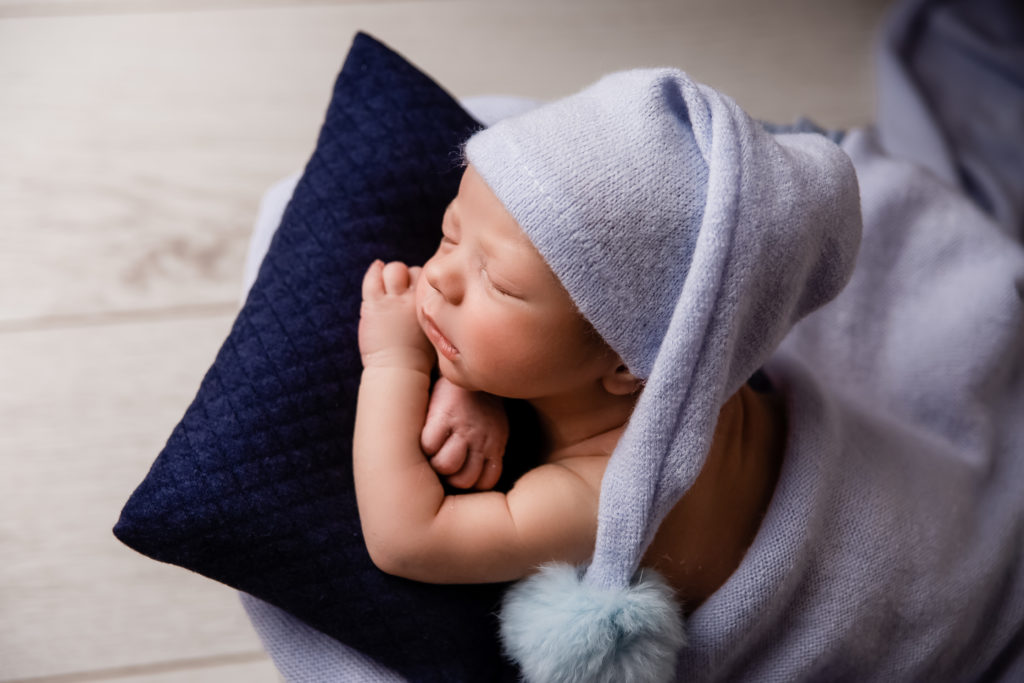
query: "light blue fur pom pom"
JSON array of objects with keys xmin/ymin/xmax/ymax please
[{"xmin": 500, "ymin": 563, "xmax": 686, "ymax": 683}]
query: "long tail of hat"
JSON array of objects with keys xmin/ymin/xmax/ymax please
[
  {"xmin": 499, "ymin": 76, "xmax": 862, "ymax": 681},
  {"xmin": 586, "ymin": 81, "xmax": 862, "ymax": 592}
]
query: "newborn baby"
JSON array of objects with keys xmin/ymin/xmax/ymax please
[
  {"xmin": 352, "ymin": 67, "xmax": 864, "ymax": 682},
  {"xmin": 356, "ymin": 164, "xmax": 785, "ymax": 605}
]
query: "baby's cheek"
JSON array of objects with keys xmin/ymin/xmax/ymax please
[
  {"xmin": 477, "ymin": 309, "xmax": 521, "ymax": 346},
  {"xmin": 472, "ymin": 311, "xmax": 545, "ymax": 372}
]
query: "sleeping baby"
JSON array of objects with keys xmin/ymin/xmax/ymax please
[
  {"xmin": 356, "ymin": 163, "xmax": 785, "ymax": 597},
  {"xmin": 352, "ymin": 68, "xmax": 1024, "ymax": 682}
]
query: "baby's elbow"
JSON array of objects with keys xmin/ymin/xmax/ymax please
[
  {"xmin": 363, "ymin": 534, "xmax": 436, "ymax": 581},
  {"xmin": 366, "ymin": 547, "xmax": 398, "ymax": 577},
  {"xmin": 363, "ymin": 533, "xmax": 404, "ymax": 576}
]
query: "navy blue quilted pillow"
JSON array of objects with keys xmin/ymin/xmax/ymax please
[{"xmin": 114, "ymin": 32, "xmax": 525, "ymax": 682}]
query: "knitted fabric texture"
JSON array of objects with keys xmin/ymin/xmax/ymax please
[{"xmin": 464, "ymin": 68, "xmax": 863, "ymax": 593}]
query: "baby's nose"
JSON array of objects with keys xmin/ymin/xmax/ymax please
[{"xmin": 423, "ymin": 253, "xmax": 464, "ymax": 304}]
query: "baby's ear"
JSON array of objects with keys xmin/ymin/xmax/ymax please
[{"xmin": 601, "ymin": 363, "xmax": 644, "ymax": 396}]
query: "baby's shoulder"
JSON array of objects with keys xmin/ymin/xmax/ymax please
[
  {"xmin": 507, "ymin": 425, "xmax": 622, "ymax": 507},
  {"xmin": 504, "ymin": 455, "xmax": 608, "ymax": 527},
  {"xmin": 524, "ymin": 426, "xmax": 624, "ymax": 496},
  {"xmin": 547, "ymin": 454, "xmax": 609, "ymax": 490},
  {"xmin": 514, "ymin": 453, "xmax": 609, "ymax": 502}
]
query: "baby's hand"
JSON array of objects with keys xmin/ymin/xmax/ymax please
[
  {"xmin": 359, "ymin": 260, "xmax": 434, "ymax": 375},
  {"xmin": 421, "ymin": 377, "xmax": 508, "ymax": 490}
]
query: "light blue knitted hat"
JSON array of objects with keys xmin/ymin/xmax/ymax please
[{"xmin": 465, "ymin": 68, "xmax": 862, "ymax": 682}]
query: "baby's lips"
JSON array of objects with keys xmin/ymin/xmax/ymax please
[{"xmin": 421, "ymin": 310, "xmax": 459, "ymax": 361}]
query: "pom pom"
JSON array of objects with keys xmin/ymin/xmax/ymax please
[{"xmin": 500, "ymin": 563, "xmax": 686, "ymax": 683}]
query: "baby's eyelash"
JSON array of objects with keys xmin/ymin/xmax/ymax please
[
  {"xmin": 492, "ymin": 281, "xmax": 513, "ymax": 296},
  {"xmin": 482, "ymin": 268, "xmax": 513, "ymax": 297}
]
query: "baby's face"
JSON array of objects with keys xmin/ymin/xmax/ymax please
[{"xmin": 416, "ymin": 165, "xmax": 615, "ymax": 399}]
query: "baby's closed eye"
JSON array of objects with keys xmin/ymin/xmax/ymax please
[{"xmin": 482, "ymin": 267, "xmax": 521, "ymax": 299}]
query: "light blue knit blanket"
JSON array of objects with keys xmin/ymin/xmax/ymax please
[{"xmin": 674, "ymin": 124, "xmax": 1024, "ymax": 679}]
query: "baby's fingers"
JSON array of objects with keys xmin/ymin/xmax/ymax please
[
  {"xmin": 446, "ymin": 447, "xmax": 485, "ymax": 490},
  {"xmin": 362, "ymin": 259, "xmax": 385, "ymax": 299},
  {"xmin": 429, "ymin": 434, "xmax": 468, "ymax": 477},
  {"xmin": 474, "ymin": 457, "xmax": 503, "ymax": 491},
  {"xmin": 381, "ymin": 261, "xmax": 411, "ymax": 293},
  {"xmin": 420, "ymin": 413, "xmax": 449, "ymax": 456}
]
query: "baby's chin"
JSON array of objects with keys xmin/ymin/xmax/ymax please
[
  {"xmin": 437, "ymin": 362, "xmax": 529, "ymax": 401},
  {"xmin": 435, "ymin": 358, "xmax": 475, "ymax": 392},
  {"xmin": 434, "ymin": 354, "xmax": 501, "ymax": 397}
]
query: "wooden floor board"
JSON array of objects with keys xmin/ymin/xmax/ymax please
[
  {"xmin": 0, "ymin": 0, "xmax": 412, "ymax": 19},
  {"xmin": 4, "ymin": 656, "xmax": 279, "ymax": 683},
  {"xmin": 0, "ymin": 315, "xmax": 273, "ymax": 681}
]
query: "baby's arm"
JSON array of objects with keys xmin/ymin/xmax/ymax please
[
  {"xmin": 422, "ymin": 378, "xmax": 507, "ymax": 490},
  {"xmin": 354, "ymin": 260, "xmax": 601, "ymax": 584}
]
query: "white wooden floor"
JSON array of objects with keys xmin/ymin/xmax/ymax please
[{"xmin": 0, "ymin": 0, "xmax": 893, "ymax": 680}]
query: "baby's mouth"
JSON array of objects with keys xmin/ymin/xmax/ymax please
[{"xmin": 421, "ymin": 310, "xmax": 459, "ymax": 361}]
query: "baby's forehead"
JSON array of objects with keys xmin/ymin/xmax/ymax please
[
  {"xmin": 453, "ymin": 166, "xmax": 567, "ymax": 291},
  {"xmin": 455, "ymin": 166, "xmax": 531, "ymax": 246}
]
